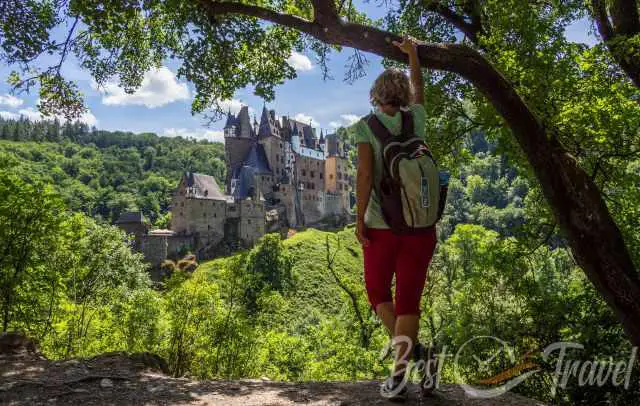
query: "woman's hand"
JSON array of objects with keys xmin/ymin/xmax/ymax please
[
  {"xmin": 392, "ymin": 35, "xmax": 424, "ymax": 105},
  {"xmin": 392, "ymin": 35, "xmax": 418, "ymax": 56},
  {"xmin": 356, "ymin": 218, "xmax": 370, "ymax": 247}
]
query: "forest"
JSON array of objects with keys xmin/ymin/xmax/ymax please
[
  {"xmin": 1, "ymin": 117, "xmax": 637, "ymax": 404},
  {"xmin": 2, "ymin": 0, "xmax": 640, "ymax": 405},
  {"xmin": 0, "ymin": 117, "xmax": 226, "ymax": 225}
]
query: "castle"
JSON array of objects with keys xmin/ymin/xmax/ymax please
[
  {"xmin": 116, "ymin": 105, "xmax": 354, "ymax": 270},
  {"xmin": 224, "ymin": 105, "xmax": 352, "ymax": 226}
]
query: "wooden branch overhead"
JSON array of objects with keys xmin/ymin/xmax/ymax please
[
  {"xmin": 590, "ymin": 0, "xmax": 640, "ymax": 87},
  {"xmin": 422, "ymin": 0, "xmax": 482, "ymax": 43}
]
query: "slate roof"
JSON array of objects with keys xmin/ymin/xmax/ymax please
[
  {"xmin": 184, "ymin": 172, "xmax": 226, "ymax": 200},
  {"xmin": 258, "ymin": 105, "xmax": 280, "ymax": 138},
  {"xmin": 224, "ymin": 106, "xmax": 255, "ymax": 138},
  {"xmin": 116, "ymin": 211, "xmax": 146, "ymax": 224},
  {"xmin": 241, "ymin": 142, "xmax": 272, "ymax": 174},
  {"xmin": 286, "ymin": 118, "xmax": 317, "ymax": 148},
  {"xmin": 238, "ymin": 106, "xmax": 253, "ymax": 137},
  {"xmin": 224, "ymin": 110, "xmax": 237, "ymax": 129}
]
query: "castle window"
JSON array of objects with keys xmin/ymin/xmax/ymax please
[
  {"xmin": 276, "ymin": 154, "xmax": 279, "ymax": 161},
  {"xmin": 302, "ymin": 169, "xmax": 306, "ymax": 176},
  {"xmin": 214, "ymin": 213, "xmax": 217, "ymax": 218},
  {"xmin": 261, "ymin": 176, "xmax": 265, "ymax": 181},
  {"xmin": 203, "ymin": 212, "xmax": 207, "ymax": 217},
  {"xmin": 329, "ymin": 174, "xmax": 334, "ymax": 180},
  {"xmin": 248, "ymin": 219, "xmax": 251, "ymax": 224},
  {"xmin": 310, "ymin": 171, "xmax": 315, "ymax": 178},
  {"xmin": 180, "ymin": 212, "xmax": 183, "ymax": 216}
]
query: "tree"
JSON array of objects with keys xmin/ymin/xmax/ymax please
[
  {"xmin": 2, "ymin": 1, "xmax": 640, "ymax": 345},
  {"xmin": 0, "ymin": 173, "xmax": 67, "ymax": 332}
]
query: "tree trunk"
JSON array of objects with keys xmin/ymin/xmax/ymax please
[{"xmin": 201, "ymin": 2, "xmax": 640, "ymax": 345}]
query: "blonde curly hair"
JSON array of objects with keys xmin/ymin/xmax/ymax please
[{"xmin": 369, "ymin": 68, "xmax": 412, "ymax": 108}]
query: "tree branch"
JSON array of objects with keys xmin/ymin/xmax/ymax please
[
  {"xmin": 423, "ymin": 0, "xmax": 481, "ymax": 43},
  {"xmin": 198, "ymin": 1, "xmax": 318, "ymax": 34},
  {"xmin": 590, "ymin": 0, "xmax": 640, "ymax": 88},
  {"xmin": 311, "ymin": 0, "xmax": 340, "ymax": 24}
]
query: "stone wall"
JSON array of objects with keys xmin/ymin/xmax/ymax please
[
  {"xmin": 141, "ymin": 235, "xmax": 168, "ymax": 267},
  {"xmin": 238, "ymin": 199, "xmax": 266, "ymax": 247},
  {"xmin": 295, "ymin": 154, "xmax": 325, "ymax": 194},
  {"xmin": 325, "ymin": 156, "xmax": 350, "ymax": 194}
]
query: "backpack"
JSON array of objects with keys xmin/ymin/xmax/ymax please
[{"xmin": 366, "ymin": 110, "xmax": 445, "ymax": 235}]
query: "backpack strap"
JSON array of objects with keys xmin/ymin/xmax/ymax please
[
  {"xmin": 400, "ymin": 110, "xmax": 414, "ymax": 138},
  {"xmin": 366, "ymin": 114, "xmax": 394, "ymax": 144}
]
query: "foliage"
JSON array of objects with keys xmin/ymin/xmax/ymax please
[
  {"xmin": 0, "ymin": 172, "xmax": 68, "ymax": 333},
  {"xmin": 0, "ymin": 117, "xmax": 226, "ymax": 223}
]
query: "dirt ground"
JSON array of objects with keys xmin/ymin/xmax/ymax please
[{"xmin": 0, "ymin": 339, "xmax": 545, "ymax": 406}]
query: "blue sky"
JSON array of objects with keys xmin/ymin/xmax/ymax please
[{"xmin": 0, "ymin": 2, "xmax": 596, "ymax": 143}]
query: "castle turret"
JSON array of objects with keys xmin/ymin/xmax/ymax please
[
  {"xmin": 258, "ymin": 104, "xmax": 280, "ymax": 139},
  {"xmin": 224, "ymin": 109, "xmax": 237, "ymax": 137}
]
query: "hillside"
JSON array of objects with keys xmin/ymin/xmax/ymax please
[{"xmin": 0, "ymin": 119, "xmax": 226, "ymax": 224}]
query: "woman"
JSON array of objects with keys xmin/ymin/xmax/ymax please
[{"xmin": 351, "ymin": 36, "xmax": 438, "ymax": 401}]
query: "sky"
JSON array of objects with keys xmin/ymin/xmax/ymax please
[{"xmin": 0, "ymin": 2, "xmax": 597, "ymax": 143}]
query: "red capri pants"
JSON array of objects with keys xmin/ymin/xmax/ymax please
[{"xmin": 363, "ymin": 227, "xmax": 437, "ymax": 316}]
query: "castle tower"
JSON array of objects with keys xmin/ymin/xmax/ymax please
[{"xmin": 224, "ymin": 105, "xmax": 257, "ymax": 193}]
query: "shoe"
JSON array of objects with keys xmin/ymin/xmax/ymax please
[
  {"xmin": 380, "ymin": 375, "xmax": 408, "ymax": 403},
  {"xmin": 419, "ymin": 345, "xmax": 439, "ymax": 397}
]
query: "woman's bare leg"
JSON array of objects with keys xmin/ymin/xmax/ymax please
[{"xmin": 375, "ymin": 301, "xmax": 396, "ymax": 335}]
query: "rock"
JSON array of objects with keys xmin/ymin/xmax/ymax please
[
  {"xmin": 0, "ymin": 332, "xmax": 38, "ymax": 355},
  {"xmin": 0, "ymin": 382, "xmax": 15, "ymax": 391},
  {"xmin": 100, "ymin": 378, "xmax": 113, "ymax": 388},
  {"xmin": 129, "ymin": 352, "xmax": 170, "ymax": 374}
]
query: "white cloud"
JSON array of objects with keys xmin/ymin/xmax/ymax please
[
  {"xmin": 4, "ymin": 106, "xmax": 98, "ymax": 126},
  {"xmin": 0, "ymin": 94, "xmax": 24, "ymax": 108},
  {"xmin": 329, "ymin": 113, "xmax": 361, "ymax": 128},
  {"xmin": 16, "ymin": 107, "xmax": 42, "ymax": 122},
  {"xmin": 219, "ymin": 99, "xmax": 253, "ymax": 115},
  {"xmin": 163, "ymin": 128, "xmax": 225, "ymax": 143},
  {"xmin": 287, "ymin": 51, "xmax": 314, "ymax": 72},
  {"xmin": 340, "ymin": 114, "xmax": 360, "ymax": 126},
  {"xmin": 293, "ymin": 113, "xmax": 320, "ymax": 127},
  {"xmin": 96, "ymin": 67, "xmax": 190, "ymax": 108},
  {"xmin": 0, "ymin": 111, "xmax": 19, "ymax": 120}
]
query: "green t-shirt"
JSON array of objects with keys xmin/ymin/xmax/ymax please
[{"xmin": 350, "ymin": 104, "xmax": 427, "ymax": 229}]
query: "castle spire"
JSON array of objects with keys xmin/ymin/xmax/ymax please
[{"xmin": 224, "ymin": 107, "xmax": 235, "ymax": 130}]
